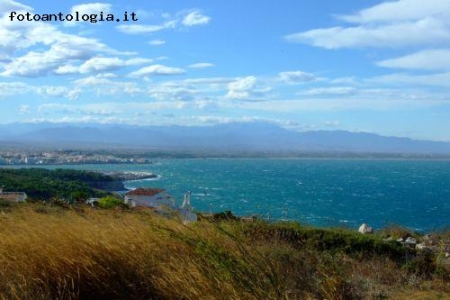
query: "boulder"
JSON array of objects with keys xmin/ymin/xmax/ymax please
[
  {"xmin": 358, "ymin": 223, "xmax": 374, "ymax": 234},
  {"xmin": 405, "ymin": 237, "xmax": 417, "ymax": 245}
]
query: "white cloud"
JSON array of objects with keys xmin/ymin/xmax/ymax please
[
  {"xmin": 79, "ymin": 57, "xmax": 124, "ymax": 73},
  {"xmin": 182, "ymin": 11, "xmax": 211, "ymax": 26},
  {"xmin": 0, "ymin": 81, "xmax": 30, "ymax": 97},
  {"xmin": 55, "ymin": 56, "xmax": 151, "ymax": 74},
  {"xmin": 278, "ymin": 71, "xmax": 317, "ymax": 84},
  {"xmin": 226, "ymin": 76, "xmax": 259, "ymax": 99},
  {"xmin": 148, "ymin": 85, "xmax": 196, "ymax": 102},
  {"xmin": 18, "ymin": 104, "xmax": 30, "ymax": 114},
  {"xmin": 184, "ymin": 77, "xmax": 233, "ymax": 85},
  {"xmin": 116, "ymin": 24, "xmax": 168, "ymax": 34},
  {"xmin": 0, "ymin": 0, "xmax": 32, "ymax": 13},
  {"xmin": 369, "ymin": 72, "xmax": 450, "ymax": 87},
  {"xmin": 38, "ymin": 103, "xmax": 119, "ymax": 117},
  {"xmin": 66, "ymin": 3, "xmax": 112, "ymax": 27},
  {"xmin": 66, "ymin": 89, "xmax": 82, "ymax": 100},
  {"xmin": 74, "ymin": 75, "xmax": 111, "ymax": 86},
  {"xmin": 148, "ymin": 39, "xmax": 166, "ymax": 46},
  {"xmin": 338, "ymin": 0, "xmax": 450, "ymax": 24},
  {"xmin": 0, "ymin": 23, "xmax": 131, "ymax": 77},
  {"xmin": 285, "ymin": 0, "xmax": 450, "ymax": 49},
  {"xmin": 377, "ymin": 49, "xmax": 450, "ymax": 71},
  {"xmin": 117, "ymin": 10, "xmax": 209, "ymax": 35},
  {"xmin": 300, "ymin": 87, "xmax": 356, "ymax": 96},
  {"xmin": 285, "ymin": 20, "xmax": 450, "ymax": 49},
  {"xmin": 74, "ymin": 74, "xmax": 143, "ymax": 96},
  {"xmin": 37, "ymin": 86, "xmax": 82, "ymax": 100},
  {"xmin": 129, "ymin": 64, "xmax": 185, "ymax": 76},
  {"xmin": 0, "ymin": 15, "xmax": 52, "ymax": 58},
  {"xmin": 188, "ymin": 62, "xmax": 215, "ymax": 69},
  {"xmin": 324, "ymin": 120, "xmax": 340, "ymax": 127},
  {"xmin": 71, "ymin": 3, "xmax": 112, "ymax": 15},
  {"xmin": 54, "ymin": 64, "xmax": 79, "ymax": 75},
  {"xmin": 38, "ymin": 86, "xmax": 70, "ymax": 97}
]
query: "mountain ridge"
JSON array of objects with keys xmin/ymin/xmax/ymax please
[{"xmin": 1, "ymin": 122, "xmax": 449, "ymax": 155}]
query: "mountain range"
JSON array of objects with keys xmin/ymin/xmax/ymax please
[{"xmin": 0, "ymin": 122, "xmax": 449, "ymax": 155}]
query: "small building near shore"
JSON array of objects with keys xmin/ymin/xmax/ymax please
[
  {"xmin": 0, "ymin": 188, "xmax": 27, "ymax": 202},
  {"xmin": 124, "ymin": 188, "xmax": 175, "ymax": 208}
]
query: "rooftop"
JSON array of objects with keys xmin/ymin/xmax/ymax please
[{"xmin": 125, "ymin": 188, "xmax": 165, "ymax": 197}]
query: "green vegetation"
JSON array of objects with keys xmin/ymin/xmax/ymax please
[
  {"xmin": 0, "ymin": 168, "xmax": 114, "ymax": 200},
  {"xmin": 0, "ymin": 204, "xmax": 449, "ymax": 299},
  {"xmin": 97, "ymin": 195, "xmax": 125, "ymax": 209}
]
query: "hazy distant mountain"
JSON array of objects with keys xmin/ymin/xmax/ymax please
[{"xmin": 1, "ymin": 122, "xmax": 450, "ymax": 155}]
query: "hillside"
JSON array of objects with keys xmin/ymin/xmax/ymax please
[
  {"xmin": 0, "ymin": 204, "xmax": 449, "ymax": 299},
  {"xmin": 0, "ymin": 168, "xmax": 122, "ymax": 200}
]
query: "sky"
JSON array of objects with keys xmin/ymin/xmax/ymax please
[{"xmin": 0, "ymin": 0, "xmax": 450, "ymax": 141}]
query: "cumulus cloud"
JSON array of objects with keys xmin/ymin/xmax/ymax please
[
  {"xmin": 226, "ymin": 76, "xmax": 268, "ymax": 100},
  {"xmin": 182, "ymin": 10, "xmax": 211, "ymax": 26},
  {"xmin": 1, "ymin": 38, "xmax": 112, "ymax": 77},
  {"xmin": 285, "ymin": 0, "xmax": 450, "ymax": 49},
  {"xmin": 129, "ymin": 64, "xmax": 186, "ymax": 76},
  {"xmin": 0, "ymin": 15, "xmax": 129, "ymax": 77}
]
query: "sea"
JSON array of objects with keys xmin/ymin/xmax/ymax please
[{"xmin": 26, "ymin": 158, "xmax": 450, "ymax": 233}]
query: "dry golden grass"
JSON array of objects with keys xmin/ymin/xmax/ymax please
[{"xmin": 0, "ymin": 204, "xmax": 449, "ymax": 299}]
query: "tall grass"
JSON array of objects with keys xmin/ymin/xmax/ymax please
[{"xmin": 0, "ymin": 204, "xmax": 449, "ymax": 299}]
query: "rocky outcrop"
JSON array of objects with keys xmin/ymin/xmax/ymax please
[{"xmin": 358, "ymin": 223, "xmax": 374, "ymax": 234}]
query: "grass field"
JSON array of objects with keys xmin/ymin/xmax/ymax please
[{"xmin": 0, "ymin": 202, "xmax": 449, "ymax": 299}]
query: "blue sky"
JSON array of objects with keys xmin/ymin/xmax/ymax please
[{"xmin": 1, "ymin": 0, "xmax": 450, "ymax": 141}]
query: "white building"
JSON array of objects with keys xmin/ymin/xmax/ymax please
[
  {"xmin": 124, "ymin": 188, "xmax": 175, "ymax": 208},
  {"xmin": 0, "ymin": 188, "xmax": 27, "ymax": 202}
]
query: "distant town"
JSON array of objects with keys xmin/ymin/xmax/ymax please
[
  {"xmin": 1, "ymin": 148, "xmax": 450, "ymax": 165},
  {"xmin": 0, "ymin": 149, "xmax": 152, "ymax": 165}
]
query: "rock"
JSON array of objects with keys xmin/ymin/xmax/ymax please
[
  {"xmin": 423, "ymin": 234, "xmax": 438, "ymax": 246},
  {"xmin": 405, "ymin": 237, "xmax": 417, "ymax": 245},
  {"xmin": 416, "ymin": 243, "xmax": 432, "ymax": 253},
  {"xmin": 383, "ymin": 237, "xmax": 393, "ymax": 242},
  {"xmin": 397, "ymin": 237, "xmax": 404, "ymax": 243},
  {"xmin": 358, "ymin": 223, "xmax": 374, "ymax": 234}
]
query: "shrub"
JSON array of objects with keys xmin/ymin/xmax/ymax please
[{"xmin": 97, "ymin": 196, "xmax": 124, "ymax": 209}]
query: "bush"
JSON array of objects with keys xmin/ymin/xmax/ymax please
[{"xmin": 97, "ymin": 196, "xmax": 124, "ymax": 209}]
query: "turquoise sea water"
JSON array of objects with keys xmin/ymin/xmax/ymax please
[{"xmin": 37, "ymin": 159, "xmax": 450, "ymax": 232}]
